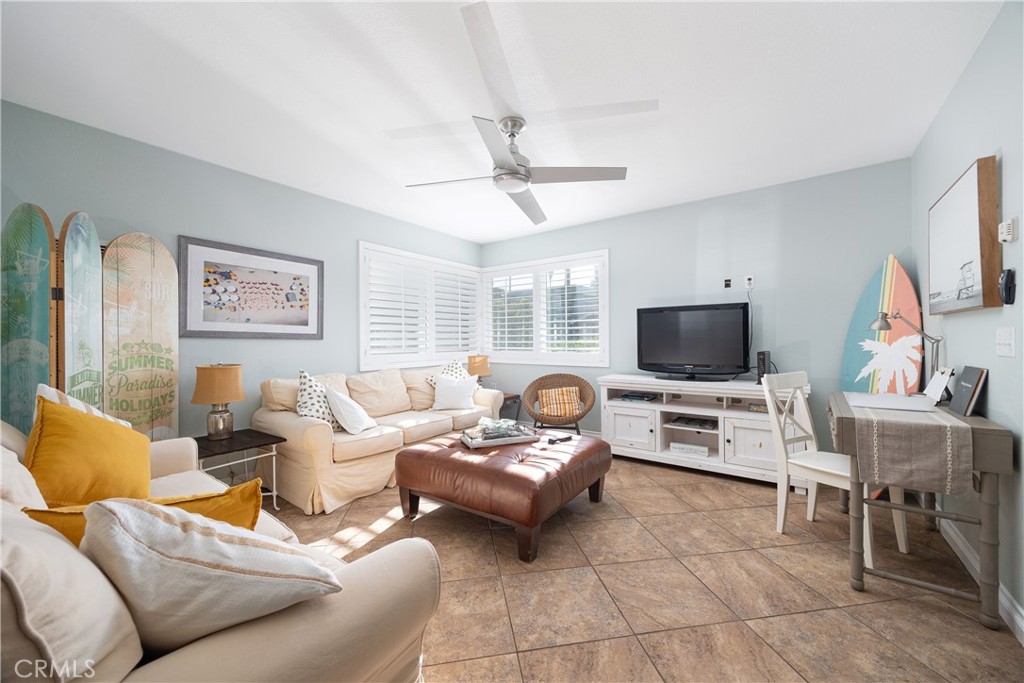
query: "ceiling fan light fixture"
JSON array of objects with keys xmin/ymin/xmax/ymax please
[{"xmin": 493, "ymin": 172, "xmax": 530, "ymax": 193}]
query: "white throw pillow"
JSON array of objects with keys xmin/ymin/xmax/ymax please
[
  {"xmin": 81, "ymin": 499, "xmax": 343, "ymax": 653},
  {"xmin": 296, "ymin": 369, "xmax": 341, "ymax": 430},
  {"xmin": 1, "ymin": 502, "xmax": 142, "ymax": 683},
  {"xmin": 432, "ymin": 375, "xmax": 478, "ymax": 410},
  {"xmin": 34, "ymin": 383, "xmax": 132, "ymax": 428},
  {"xmin": 325, "ymin": 387, "xmax": 378, "ymax": 434},
  {"xmin": 426, "ymin": 360, "xmax": 479, "ymax": 393},
  {"xmin": 1, "ymin": 446, "xmax": 47, "ymax": 509}
]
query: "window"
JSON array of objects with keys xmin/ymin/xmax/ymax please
[
  {"xmin": 484, "ymin": 250, "xmax": 609, "ymax": 366},
  {"xmin": 359, "ymin": 243, "xmax": 478, "ymax": 370}
]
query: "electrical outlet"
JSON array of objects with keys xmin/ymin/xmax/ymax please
[
  {"xmin": 998, "ymin": 218, "xmax": 1017, "ymax": 243},
  {"xmin": 724, "ymin": 278, "xmax": 732, "ymax": 289},
  {"xmin": 996, "ymin": 327, "xmax": 1015, "ymax": 357},
  {"xmin": 745, "ymin": 276, "xmax": 754, "ymax": 290}
]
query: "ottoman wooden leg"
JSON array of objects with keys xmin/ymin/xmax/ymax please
[
  {"xmin": 516, "ymin": 524, "xmax": 541, "ymax": 563},
  {"xmin": 589, "ymin": 476, "xmax": 605, "ymax": 503},
  {"xmin": 400, "ymin": 487, "xmax": 420, "ymax": 519}
]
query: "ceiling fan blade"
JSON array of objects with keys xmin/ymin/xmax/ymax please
[
  {"xmin": 530, "ymin": 167, "xmax": 628, "ymax": 184},
  {"xmin": 406, "ymin": 175, "xmax": 492, "ymax": 188},
  {"xmin": 508, "ymin": 188, "xmax": 547, "ymax": 225},
  {"xmin": 461, "ymin": 2, "xmax": 520, "ymax": 119},
  {"xmin": 473, "ymin": 116, "xmax": 519, "ymax": 170}
]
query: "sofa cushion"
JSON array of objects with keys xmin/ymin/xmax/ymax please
[
  {"xmin": 260, "ymin": 373, "xmax": 348, "ymax": 412},
  {"xmin": 0, "ymin": 502, "xmax": 142, "ymax": 683},
  {"xmin": 25, "ymin": 397, "xmax": 151, "ymax": 507},
  {"xmin": 331, "ymin": 425, "xmax": 404, "ymax": 463},
  {"xmin": 81, "ymin": 499, "xmax": 342, "ymax": 654},
  {"xmin": 376, "ymin": 411, "xmax": 453, "ymax": 444},
  {"xmin": 434, "ymin": 406, "xmax": 492, "ymax": 430},
  {"xmin": 539, "ymin": 385, "xmax": 582, "ymax": 418},
  {"xmin": 1, "ymin": 446, "xmax": 46, "ymax": 510},
  {"xmin": 24, "ymin": 479, "xmax": 263, "ymax": 546},
  {"xmin": 401, "ymin": 366, "xmax": 444, "ymax": 411},
  {"xmin": 347, "ymin": 369, "xmax": 412, "ymax": 418}
]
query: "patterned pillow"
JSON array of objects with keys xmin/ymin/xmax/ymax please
[
  {"xmin": 538, "ymin": 386, "xmax": 581, "ymax": 418},
  {"xmin": 426, "ymin": 360, "xmax": 479, "ymax": 393},
  {"xmin": 34, "ymin": 383, "xmax": 131, "ymax": 428},
  {"xmin": 296, "ymin": 370, "xmax": 341, "ymax": 430}
]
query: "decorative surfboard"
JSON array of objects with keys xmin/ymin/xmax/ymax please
[
  {"xmin": 840, "ymin": 254, "xmax": 924, "ymax": 395},
  {"xmin": 1, "ymin": 203, "xmax": 57, "ymax": 435},
  {"xmin": 57, "ymin": 212, "xmax": 104, "ymax": 409},
  {"xmin": 102, "ymin": 232, "xmax": 178, "ymax": 440}
]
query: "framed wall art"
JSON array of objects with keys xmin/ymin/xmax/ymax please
[
  {"xmin": 928, "ymin": 155, "xmax": 1001, "ymax": 315},
  {"xmin": 178, "ymin": 236, "xmax": 323, "ymax": 339}
]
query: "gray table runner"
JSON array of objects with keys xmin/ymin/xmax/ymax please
[{"xmin": 844, "ymin": 393, "xmax": 973, "ymax": 494}]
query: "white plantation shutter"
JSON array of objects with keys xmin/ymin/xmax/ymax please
[
  {"xmin": 484, "ymin": 250, "xmax": 608, "ymax": 366},
  {"xmin": 360, "ymin": 243, "xmax": 479, "ymax": 369}
]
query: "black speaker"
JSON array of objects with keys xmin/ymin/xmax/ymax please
[{"xmin": 756, "ymin": 351, "xmax": 770, "ymax": 384}]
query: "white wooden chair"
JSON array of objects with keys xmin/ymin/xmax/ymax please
[{"xmin": 762, "ymin": 372, "xmax": 908, "ymax": 568}]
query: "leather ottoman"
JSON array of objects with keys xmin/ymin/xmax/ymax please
[{"xmin": 396, "ymin": 432, "xmax": 612, "ymax": 562}]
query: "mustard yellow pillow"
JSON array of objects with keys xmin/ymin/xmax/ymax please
[
  {"xmin": 538, "ymin": 386, "xmax": 581, "ymax": 418},
  {"xmin": 24, "ymin": 479, "xmax": 263, "ymax": 546},
  {"xmin": 24, "ymin": 396, "xmax": 151, "ymax": 507}
]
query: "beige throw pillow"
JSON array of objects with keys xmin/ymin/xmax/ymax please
[
  {"xmin": 81, "ymin": 499, "xmax": 343, "ymax": 653},
  {"xmin": 346, "ymin": 368, "xmax": 413, "ymax": 418}
]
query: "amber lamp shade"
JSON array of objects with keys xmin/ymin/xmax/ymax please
[
  {"xmin": 191, "ymin": 364, "xmax": 246, "ymax": 440},
  {"xmin": 467, "ymin": 355, "xmax": 492, "ymax": 378}
]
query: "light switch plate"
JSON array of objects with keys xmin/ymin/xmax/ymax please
[{"xmin": 995, "ymin": 327, "xmax": 1015, "ymax": 357}]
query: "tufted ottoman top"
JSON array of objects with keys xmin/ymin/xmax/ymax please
[{"xmin": 395, "ymin": 432, "xmax": 611, "ymax": 529}]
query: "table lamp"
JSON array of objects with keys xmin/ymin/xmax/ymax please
[
  {"xmin": 868, "ymin": 311, "xmax": 944, "ymax": 378},
  {"xmin": 191, "ymin": 363, "xmax": 246, "ymax": 440},
  {"xmin": 467, "ymin": 355, "xmax": 492, "ymax": 381}
]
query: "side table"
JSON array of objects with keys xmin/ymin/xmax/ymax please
[
  {"xmin": 193, "ymin": 429, "xmax": 285, "ymax": 510},
  {"xmin": 502, "ymin": 392, "xmax": 522, "ymax": 421}
]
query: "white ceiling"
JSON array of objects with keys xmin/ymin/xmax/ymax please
[{"xmin": 1, "ymin": 2, "xmax": 1002, "ymax": 244}]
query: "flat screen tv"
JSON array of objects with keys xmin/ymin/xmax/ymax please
[{"xmin": 637, "ymin": 302, "xmax": 750, "ymax": 380}]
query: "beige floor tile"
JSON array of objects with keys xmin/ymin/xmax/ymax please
[
  {"xmin": 423, "ymin": 577, "xmax": 516, "ymax": 665},
  {"xmin": 720, "ymin": 477, "xmax": 781, "ymax": 506},
  {"xmin": 329, "ymin": 506, "xmax": 413, "ymax": 558},
  {"xmin": 845, "ymin": 595, "xmax": 1024, "ymax": 682},
  {"xmin": 666, "ymin": 481, "xmax": 759, "ymax": 511},
  {"xmin": 502, "ymin": 566, "xmax": 632, "ymax": 650},
  {"xmin": 832, "ymin": 536, "xmax": 978, "ymax": 591},
  {"xmin": 683, "ymin": 550, "xmax": 833, "ymax": 619},
  {"xmin": 640, "ymin": 463, "xmax": 713, "ymax": 487},
  {"xmin": 347, "ymin": 485, "xmax": 403, "ymax": 510},
  {"xmin": 557, "ymin": 490, "xmax": 632, "ymax": 526},
  {"xmin": 704, "ymin": 505, "xmax": 820, "ymax": 548},
  {"xmin": 758, "ymin": 542, "xmax": 920, "ymax": 606},
  {"xmin": 637, "ymin": 512, "xmax": 749, "ymax": 557},
  {"xmin": 785, "ymin": 498, "xmax": 852, "ymax": 541},
  {"xmin": 604, "ymin": 463, "xmax": 660, "ymax": 490},
  {"xmin": 568, "ymin": 517, "xmax": 673, "ymax": 565},
  {"xmin": 413, "ymin": 504, "xmax": 492, "ymax": 537},
  {"xmin": 639, "ymin": 622, "xmax": 803, "ymax": 682},
  {"xmin": 422, "ymin": 654, "xmax": 522, "ymax": 683},
  {"xmin": 596, "ymin": 558, "xmax": 737, "ymax": 632},
  {"xmin": 492, "ymin": 524, "xmax": 590, "ymax": 575},
  {"xmin": 609, "ymin": 485, "xmax": 696, "ymax": 516},
  {"xmin": 747, "ymin": 608, "xmax": 945, "ymax": 682},
  {"xmin": 519, "ymin": 637, "xmax": 662, "ymax": 683},
  {"xmin": 430, "ymin": 531, "xmax": 499, "ymax": 581},
  {"xmin": 285, "ymin": 513, "xmax": 344, "ymax": 546}
]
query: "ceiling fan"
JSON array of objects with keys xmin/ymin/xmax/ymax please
[{"xmin": 406, "ymin": 115, "xmax": 627, "ymax": 225}]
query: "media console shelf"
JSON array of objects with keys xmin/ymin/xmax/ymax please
[{"xmin": 597, "ymin": 374, "xmax": 810, "ymax": 484}]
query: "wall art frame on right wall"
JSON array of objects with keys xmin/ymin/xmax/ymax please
[{"xmin": 928, "ymin": 155, "xmax": 1001, "ymax": 315}]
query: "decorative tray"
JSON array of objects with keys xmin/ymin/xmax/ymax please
[{"xmin": 460, "ymin": 420, "xmax": 539, "ymax": 449}]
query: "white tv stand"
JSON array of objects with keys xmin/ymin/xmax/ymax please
[{"xmin": 597, "ymin": 374, "xmax": 808, "ymax": 484}]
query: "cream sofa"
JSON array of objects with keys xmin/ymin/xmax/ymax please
[
  {"xmin": 252, "ymin": 367, "xmax": 503, "ymax": 514},
  {"xmin": 1, "ymin": 423, "xmax": 442, "ymax": 683}
]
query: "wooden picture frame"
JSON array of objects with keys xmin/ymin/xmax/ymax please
[
  {"xmin": 928, "ymin": 155, "xmax": 1001, "ymax": 314},
  {"xmin": 178, "ymin": 236, "xmax": 324, "ymax": 339}
]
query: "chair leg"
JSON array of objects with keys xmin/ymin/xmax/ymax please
[
  {"xmin": 890, "ymin": 486, "xmax": 909, "ymax": 554},
  {"xmin": 805, "ymin": 481, "xmax": 819, "ymax": 522},
  {"xmin": 776, "ymin": 475, "xmax": 790, "ymax": 533},
  {"xmin": 573, "ymin": 423, "xmax": 581, "ymax": 435},
  {"xmin": 862, "ymin": 483, "xmax": 875, "ymax": 570}
]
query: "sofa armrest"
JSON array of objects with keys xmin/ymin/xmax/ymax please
[
  {"xmin": 149, "ymin": 438, "xmax": 199, "ymax": 478},
  {"xmin": 124, "ymin": 538, "xmax": 441, "ymax": 683},
  {"xmin": 474, "ymin": 387, "xmax": 503, "ymax": 419},
  {"xmin": 251, "ymin": 407, "xmax": 334, "ymax": 469}
]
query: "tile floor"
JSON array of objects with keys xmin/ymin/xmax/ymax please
[{"xmin": 268, "ymin": 456, "xmax": 1024, "ymax": 682}]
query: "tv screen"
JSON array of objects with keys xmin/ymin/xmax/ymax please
[{"xmin": 637, "ymin": 303, "xmax": 750, "ymax": 379}]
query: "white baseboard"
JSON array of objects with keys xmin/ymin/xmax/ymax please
[{"xmin": 939, "ymin": 517, "xmax": 1024, "ymax": 644}]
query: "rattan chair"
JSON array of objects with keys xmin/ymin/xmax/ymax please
[{"xmin": 521, "ymin": 374, "xmax": 596, "ymax": 435}]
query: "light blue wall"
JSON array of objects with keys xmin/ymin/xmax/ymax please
[
  {"xmin": 1, "ymin": 102, "xmax": 481, "ymax": 436},
  {"xmin": 910, "ymin": 2, "xmax": 1023, "ymax": 608},
  {"xmin": 481, "ymin": 160, "xmax": 913, "ymax": 438}
]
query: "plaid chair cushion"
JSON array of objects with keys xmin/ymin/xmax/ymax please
[{"xmin": 538, "ymin": 386, "xmax": 581, "ymax": 418}]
